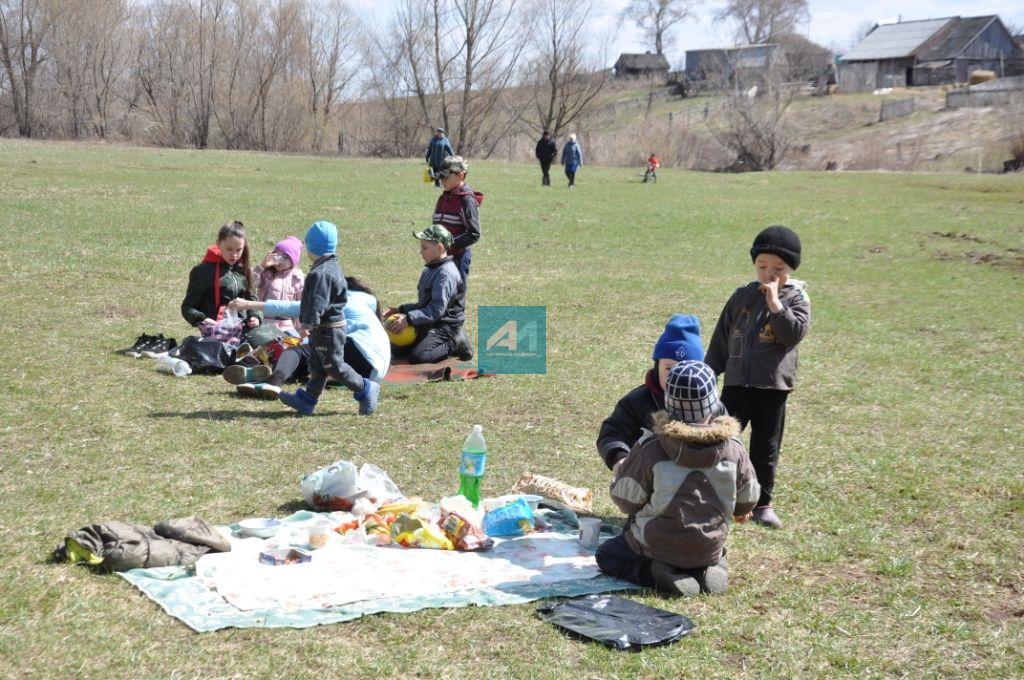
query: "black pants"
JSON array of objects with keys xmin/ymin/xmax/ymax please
[
  {"xmin": 596, "ymin": 533, "xmax": 710, "ymax": 589},
  {"xmin": 539, "ymin": 160, "xmax": 552, "ymax": 185},
  {"xmin": 305, "ymin": 326, "xmax": 365, "ymax": 398},
  {"xmin": 393, "ymin": 325, "xmax": 459, "ymax": 365},
  {"xmin": 720, "ymin": 386, "xmax": 789, "ymax": 507},
  {"xmin": 270, "ymin": 341, "xmax": 373, "ymax": 387},
  {"xmin": 565, "ymin": 168, "xmax": 576, "ymax": 186}
]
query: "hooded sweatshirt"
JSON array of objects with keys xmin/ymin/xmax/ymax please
[
  {"xmin": 254, "ymin": 263, "xmax": 304, "ymax": 333},
  {"xmin": 181, "ymin": 245, "xmax": 259, "ymax": 327},
  {"xmin": 610, "ymin": 412, "xmax": 760, "ymax": 569}
]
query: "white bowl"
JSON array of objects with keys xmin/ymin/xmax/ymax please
[{"xmin": 238, "ymin": 518, "xmax": 281, "ymax": 538}]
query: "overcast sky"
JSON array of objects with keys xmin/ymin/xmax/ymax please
[{"xmin": 349, "ymin": 1, "xmax": 1024, "ymax": 67}]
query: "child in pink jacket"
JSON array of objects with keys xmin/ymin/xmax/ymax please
[{"xmin": 253, "ymin": 236, "xmax": 305, "ymax": 336}]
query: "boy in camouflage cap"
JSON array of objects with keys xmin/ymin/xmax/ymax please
[
  {"xmin": 431, "ymin": 155, "xmax": 483, "ymax": 286},
  {"xmin": 384, "ymin": 225, "xmax": 473, "ymax": 363}
]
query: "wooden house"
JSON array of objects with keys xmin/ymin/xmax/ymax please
[
  {"xmin": 614, "ymin": 53, "xmax": 671, "ymax": 80},
  {"xmin": 837, "ymin": 15, "xmax": 1023, "ymax": 92}
]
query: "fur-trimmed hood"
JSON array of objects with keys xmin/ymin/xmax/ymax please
[{"xmin": 651, "ymin": 411, "xmax": 741, "ymax": 468}]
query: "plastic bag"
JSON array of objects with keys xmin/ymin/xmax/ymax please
[
  {"xmin": 300, "ymin": 461, "xmax": 403, "ymax": 511},
  {"xmin": 177, "ymin": 335, "xmax": 232, "ymax": 374},
  {"xmin": 423, "ymin": 165, "xmax": 434, "ymax": 183},
  {"xmin": 482, "ymin": 498, "xmax": 534, "ymax": 537},
  {"xmin": 536, "ymin": 595, "xmax": 695, "ymax": 650}
]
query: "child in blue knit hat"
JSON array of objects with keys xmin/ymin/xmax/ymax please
[
  {"xmin": 278, "ymin": 221, "xmax": 380, "ymax": 416},
  {"xmin": 596, "ymin": 314, "xmax": 705, "ymax": 471}
]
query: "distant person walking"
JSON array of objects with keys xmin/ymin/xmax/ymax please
[
  {"xmin": 425, "ymin": 127, "xmax": 455, "ymax": 187},
  {"xmin": 535, "ymin": 130, "xmax": 558, "ymax": 187},
  {"xmin": 561, "ymin": 133, "xmax": 583, "ymax": 188}
]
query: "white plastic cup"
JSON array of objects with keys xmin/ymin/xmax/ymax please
[
  {"xmin": 578, "ymin": 517, "xmax": 602, "ymax": 551},
  {"xmin": 307, "ymin": 523, "xmax": 330, "ymax": 549},
  {"xmin": 156, "ymin": 355, "xmax": 192, "ymax": 377}
]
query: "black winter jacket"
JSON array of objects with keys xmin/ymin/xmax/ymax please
[{"xmin": 596, "ymin": 369, "xmax": 665, "ymax": 470}]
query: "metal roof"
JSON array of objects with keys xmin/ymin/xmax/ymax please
[
  {"xmin": 840, "ymin": 18, "xmax": 952, "ymax": 61},
  {"xmin": 915, "ymin": 15, "xmax": 997, "ymax": 61}
]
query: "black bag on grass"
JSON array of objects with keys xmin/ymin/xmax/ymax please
[
  {"xmin": 177, "ymin": 335, "xmax": 231, "ymax": 374},
  {"xmin": 536, "ymin": 594, "xmax": 695, "ymax": 650}
]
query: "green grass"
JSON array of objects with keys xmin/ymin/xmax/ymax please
[{"xmin": 1, "ymin": 138, "xmax": 1023, "ymax": 678}]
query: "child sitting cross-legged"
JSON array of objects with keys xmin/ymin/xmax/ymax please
[{"xmin": 596, "ymin": 361, "xmax": 760, "ymax": 596}]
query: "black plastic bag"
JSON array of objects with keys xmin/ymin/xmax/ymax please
[
  {"xmin": 177, "ymin": 335, "xmax": 231, "ymax": 374},
  {"xmin": 536, "ymin": 594, "xmax": 695, "ymax": 650}
]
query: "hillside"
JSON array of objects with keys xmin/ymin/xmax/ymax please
[{"xmin": 577, "ymin": 82, "xmax": 1023, "ymax": 173}]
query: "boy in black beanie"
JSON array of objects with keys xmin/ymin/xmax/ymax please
[{"xmin": 705, "ymin": 225, "xmax": 810, "ymax": 529}]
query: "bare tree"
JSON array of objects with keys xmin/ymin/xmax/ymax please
[
  {"xmin": 620, "ymin": 0, "xmax": 701, "ymax": 56},
  {"xmin": 715, "ymin": 0, "xmax": 808, "ymax": 45},
  {"xmin": 133, "ymin": 0, "xmax": 193, "ymax": 146},
  {"xmin": 0, "ymin": 0, "xmax": 60, "ymax": 137},
  {"xmin": 522, "ymin": 0, "xmax": 606, "ymax": 139},
  {"xmin": 302, "ymin": 0, "xmax": 360, "ymax": 151},
  {"xmin": 703, "ymin": 58, "xmax": 800, "ymax": 170},
  {"xmin": 186, "ymin": 0, "xmax": 226, "ymax": 148},
  {"xmin": 449, "ymin": 0, "xmax": 526, "ymax": 157}
]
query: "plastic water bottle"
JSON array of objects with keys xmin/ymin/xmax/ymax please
[
  {"xmin": 156, "ymin": 354, "xmax": 192, "ymax": 377},
  {"xmin": 458, "ymin": 425, "xmax": 487, "ymax": 509}
]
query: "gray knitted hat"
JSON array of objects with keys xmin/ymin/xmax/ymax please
[{"xmin": 664, "ymin": 361, "xmax": 722, "ymax": 424}]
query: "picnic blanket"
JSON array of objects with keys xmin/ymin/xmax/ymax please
[
  {"xmin": 118, "ymin": 511, "xmax": 637, "ymax": 632},
  {"xmin": 380, "ymin": 358, "xmax": 483, "ymax": 386}
]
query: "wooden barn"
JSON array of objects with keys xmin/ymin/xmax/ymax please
[
  {"xmin": 613, "ymin": 52, "xmax": 670, "ymax": 80},
  {"xmin": 837, "ymin": 15, "xmax": 1023, "ymax": 92},
  {"xmin": 685, "ymin": 37, "xmax": 830, "ymax": 89}
]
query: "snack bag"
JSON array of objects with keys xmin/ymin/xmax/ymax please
[{"xmin": 439, "ymin": 511, "xmax": 494, "ymax": 551}]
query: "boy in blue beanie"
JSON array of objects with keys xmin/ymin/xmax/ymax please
[
  {"xmin": 596, "ymin": 314, "xmax": 706, "ymax": 471},
  {"xmin": 279, "ymin": 221, "xmax": 380, "ymax": 416}
]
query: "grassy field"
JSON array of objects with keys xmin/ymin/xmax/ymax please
[{"xmin": 1, "ymin": 138, "xmax": 1022, "ymax": 678}]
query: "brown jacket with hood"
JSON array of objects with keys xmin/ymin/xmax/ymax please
[{"xmin": 610, "ymin": 412, "xmax": 760, "ymax": 569}]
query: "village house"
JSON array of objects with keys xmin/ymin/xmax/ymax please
[
  {"xmin": 837, "ymin": 15, "xmax": 1023, "ymax": 92},
  {"xmin": 613, "ymin": 52, "xmax": 671, "ymax": 80}
]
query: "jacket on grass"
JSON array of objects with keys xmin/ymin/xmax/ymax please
[
  {"xmin": 610, "ymin": 412, "xmax": 759, "ymax": 569},
  {"xmin": 705, "ymin": 279, "xmax": 810, "ymax": 390},
  {"xmin": 59, "ymin": 517, "xmax": 230, "ymax": 572}
]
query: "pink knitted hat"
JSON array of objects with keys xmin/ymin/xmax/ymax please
[{"xmin": 274, "ymin": 236, "xmax": 302, "ymax": 267}]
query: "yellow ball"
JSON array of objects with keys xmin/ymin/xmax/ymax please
[{"xmin": 385, "ymin": 315, "xmax": 417, "ymax": 347}]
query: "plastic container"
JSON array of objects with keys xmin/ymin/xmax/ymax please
[
  {"xmin": 457, "ymin": 425, "xmax": 487, "ymax": 509},
  {"xmin": 238, "ymin": 518, "xmax": 282, "ymax": 538},
  {"xmin": 156, "ymin": 354, "xmax": 192, "ymax": 377},
  {"xmin": 307, "ymin": 523, "xmax": 330, "ymax": 549},
  {"xmin": 578, "ymin": 517, "xmax": 602, "ymax": 551}
]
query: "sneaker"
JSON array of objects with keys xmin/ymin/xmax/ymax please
[
  {"xmin": 752, "ymin": 506, "xmax": 783, "ymax": 529},
  {"xmin": 701, "ymin": 558, "xmax": 729, "ymax": 594},
  {"xmin": 256, "ymin": 383, "xmax": 281, "ymax": 400},
  {"xmin": 650, "ymin": 560, "xmax": 701, "ymax": 597},
  {"xmin": 280, "ymin": 387, "xmax": 317, "ymax": 415},
  {"xmin": 453, "ymin": 329, "xmax": 474, "ymax": 361},
  {"xmin": 140, "ymin": 335, "xmax": 177, "ymax": 358},
  {"xmin": 124, "ymin": 333, "xmax": 154, "ymax": 358},
  {"xmin": 354, "ymin": 379, "xmax": 380, "ymax": 416},
  {"xmin": 223, "ymin": 364, "xmax": 272, "ymax": 385},
  {"xmin": 236, "ymin": 383, "xmax": 259, "ymax": 398}
]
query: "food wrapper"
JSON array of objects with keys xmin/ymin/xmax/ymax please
[
  {"xmin": 512, "ymin": 471, "xmax": 592, "ymax": 513},
  {"xmin": 394, "ymin": 522, "xmax": 454, "ymax": 550},
  {"xmin": 439, "ymin": 511, "xmax": 494, "ymax": 551}
]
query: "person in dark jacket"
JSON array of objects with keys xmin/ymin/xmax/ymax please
[
  {"xmin": 384, "ymin": 225, "xmax": 472, "ymax": 364},
  {"xmin": 705, "ymin": 225, "xmax": 810, "ymax": 530},
  {"xmin": 535, "ymin": 130, "xmax": 558, "ymax": 186},
  {"xmin": 425, "ymin": 127, "xmax": 455, "ymax": 187},
  {"xmin": 597, "ymin": 361, "xmax": 760, "ymax": 596},
  {"xmin": 279, "ymin": 221, "xmax": 380, "ymax": 417},
  {"xmin": 431, "ymin": 155, "xmax": 483, "ymax": 285},
  {"xmin": 597, "ymin": 314, "xmax": 705, "ymax": 471},
  {"xmin": 181, "ymin": 220, "xmax": 261, "ymax": 336}
]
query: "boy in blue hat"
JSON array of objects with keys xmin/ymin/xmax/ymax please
[
  {"xmin": 596, "ymin": 314, "xmax": 705, "ymax": 471},
  {"xmin": 279, "ymin": 221, "xmax": 380, "ymax": 416}
]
